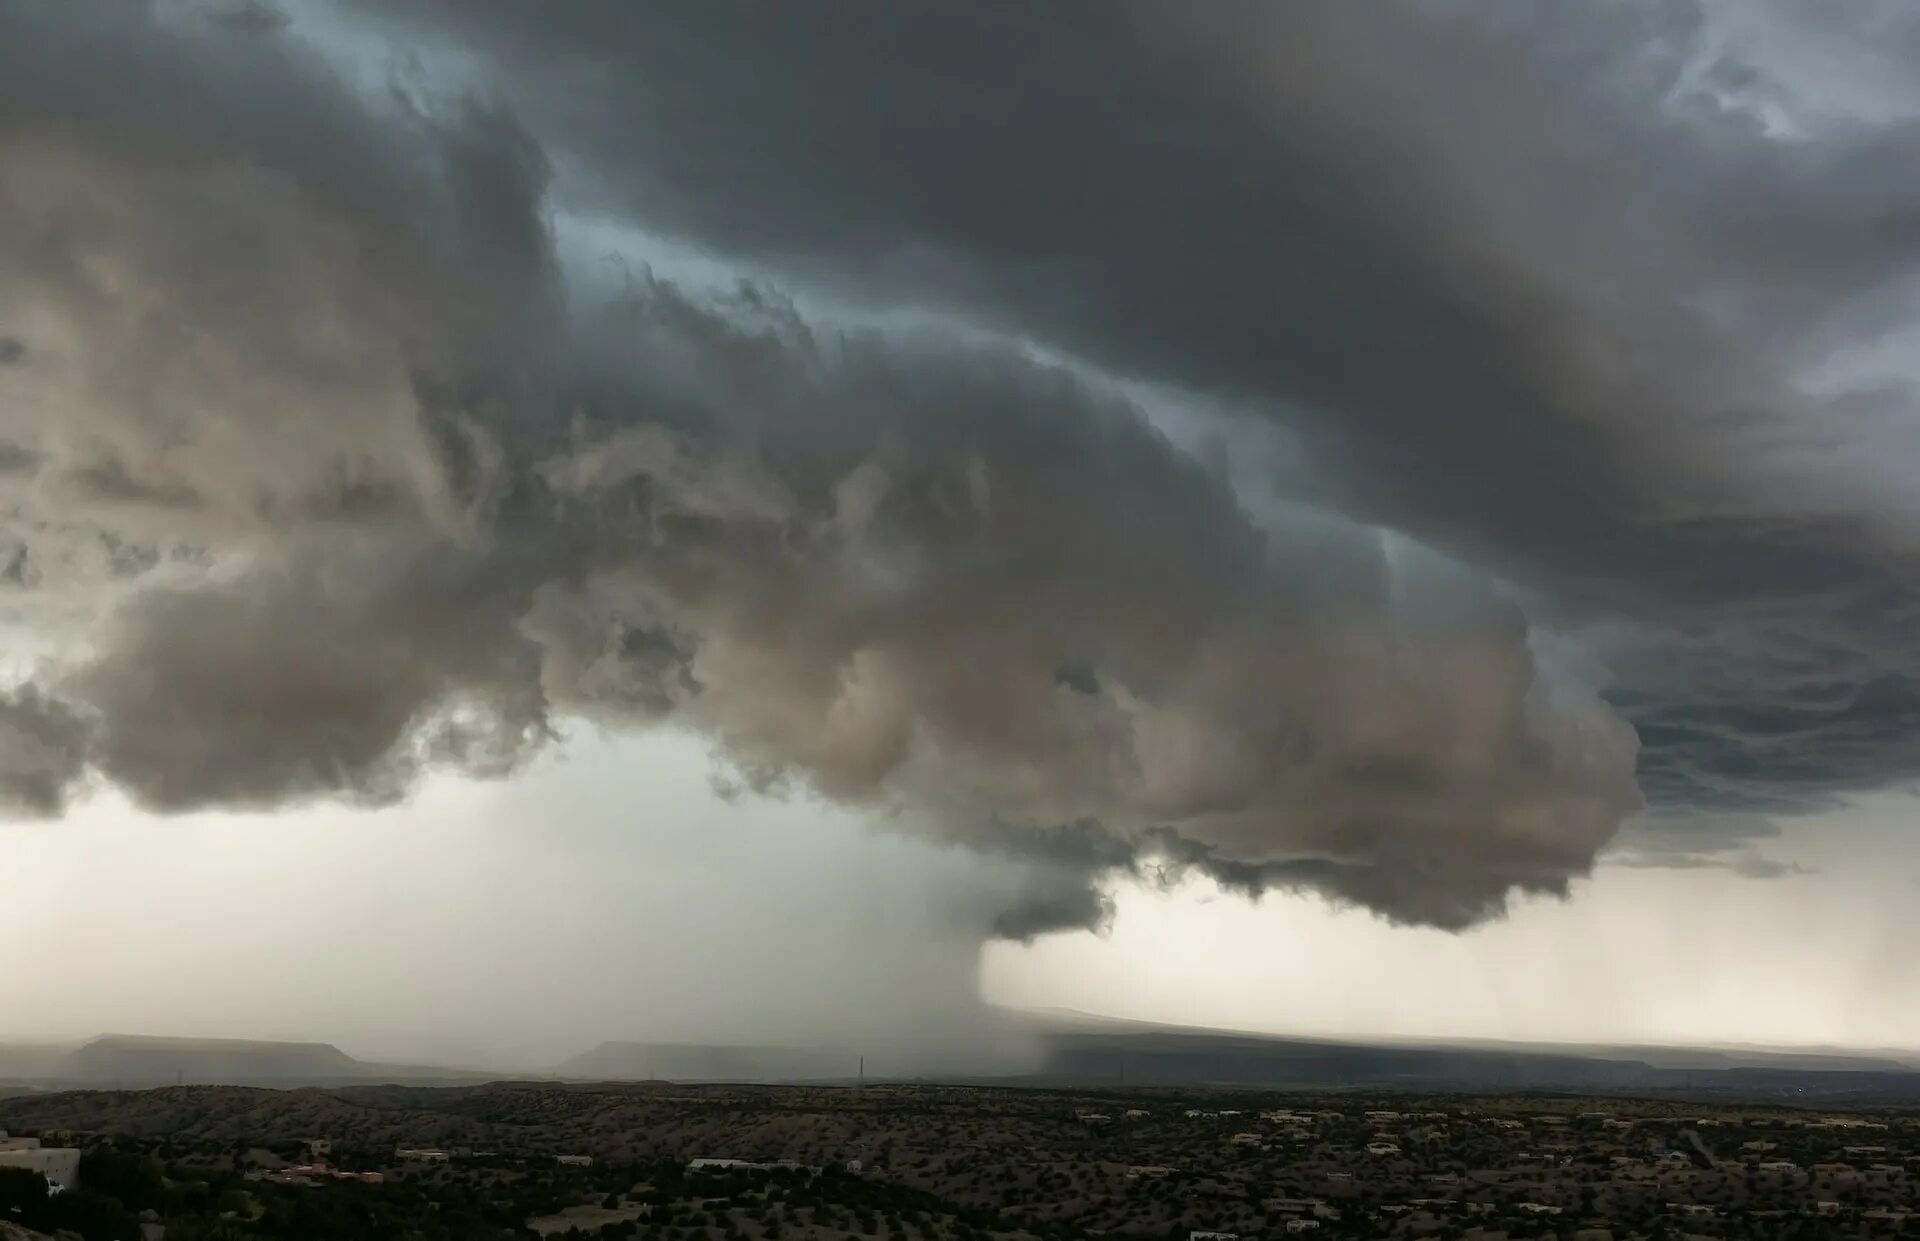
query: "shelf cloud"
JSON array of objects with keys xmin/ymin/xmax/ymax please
[{"xmin": 5, "ymin": 1, "xmax": 1920, "ymax": 933}]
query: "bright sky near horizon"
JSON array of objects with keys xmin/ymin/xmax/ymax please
[{"xmin": 7, "ymin": 732, "xmax": 1920, "ymax": 1065}]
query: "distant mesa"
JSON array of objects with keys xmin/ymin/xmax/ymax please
[
  {"xmin": 0, "ymin": 1034, "xmax": 488, "ymax": 1089},
  {"xmin": 65, "ymin": 1034, "xmax": 360, "ymax": 1086}
]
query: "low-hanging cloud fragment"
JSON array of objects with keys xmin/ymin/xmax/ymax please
[
  {"xmin": 0, "ymin": 686, "xmax": 92, "ymax": 818},
  {"xmin": 1604, "ymin": 811, "xmax": 1814, "ymax": 881}
]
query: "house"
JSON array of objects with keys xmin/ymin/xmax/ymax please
[
  {"xmin": 1189, "ymin": 1231, "xmax": 1239, "ymax": 1241},
  {"xmin": 1263, "ymin": 1198, "xmax": 1326, "ymax": 1217},
  {"xmin": 0, "ymin": 1144, "xmax": 82, "ymax": 1193},
  {"xmin": 395, "ymin": 1148, "xmax": 451, "ymax": 1163},
  {"xmin": 1283, "ymin": 1221, "xmax": 1321, "ymax": 1233},
  {"xmin": 556, "ymin": 1154, "xmax": 593, "ymax": 1167}
]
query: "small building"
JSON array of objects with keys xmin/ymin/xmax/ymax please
[
  {"xmin": 0, "ymin": 1139, "xmax": 82, "ymax": 1193},
  {"xmin": 556, "ymin": 1154, "xmax": 593, "ymax": 1167},
  {"xmin": 395, "ymin": 1148, "xmax": 451, "ymax": 1163},
  {"xmin": 1264, "ymin": 1198, "xmax": 1328, "ymax": 1217}
]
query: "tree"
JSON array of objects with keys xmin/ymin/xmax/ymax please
[{"xmin": 0, "ymin": 1167, "xmax": 50, "ymax": 1220}]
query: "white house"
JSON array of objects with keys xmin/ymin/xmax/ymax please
[
  {"xmin": 0, "ymin": 1145, "xmax": 83, "ymax": 1192},
  {"xmin": 395, "ymin": 1148, "xmax": 451, "ymax": 1163}
]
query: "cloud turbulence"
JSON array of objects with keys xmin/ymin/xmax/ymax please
[{"xmin": 2, "ymin": 1, "xmax": 1917, "ymax": 934}]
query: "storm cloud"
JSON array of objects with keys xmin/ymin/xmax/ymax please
[
  {"xmin": 361, "ymin": 0, "xmax": 1920, "ymax": 821},
  {"xmin": 4, "ymin": 1, "xmax": 1919, "ymax": 931}
]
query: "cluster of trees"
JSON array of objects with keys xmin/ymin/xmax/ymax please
[
  {"xmin": 0, "ymin": 1150, "xmax": 163, "ymax": 1241},
  {"xmin": 0, "ymin": 1146, "xmax": 1063, "ymax": 1241},
  {"xmin": 0, "ymin": 1146, "xmax": 544, "ymax": 1241}
]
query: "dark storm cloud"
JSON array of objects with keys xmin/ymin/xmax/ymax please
[
  {"xmin": 0, "ymin": 0, "xmax": 556, "ymax": 548},
  {"xmin": 358, "ymin": 0, "xmax": 1920, "ymax": 851},
  {"xmin": 3, "ymin": 0, "xmax": 1913, "ymax": 930},
  {"xmin": 65, "ymin": 547, "xmax": 552, "ymax": 811},
  {"xmin": 0, "ymin": 0, "xmax": 1643, "ymax": 927},
  {"xmin": 517, "ymin": 286, "xmax": 1640, "ymax": 924},
  {"xmin": 0, "ymin": 686, "xmax": 91, "ymax": 818}
]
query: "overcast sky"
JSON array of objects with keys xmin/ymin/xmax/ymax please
[{"xmin": 6, "ymin": 0, "xmax": 1920, "ymax": 1066}]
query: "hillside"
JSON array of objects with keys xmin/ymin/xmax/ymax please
[{"xmin": 558, "ymin": 1042, "xmax": 858, "ymax": 1083}]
